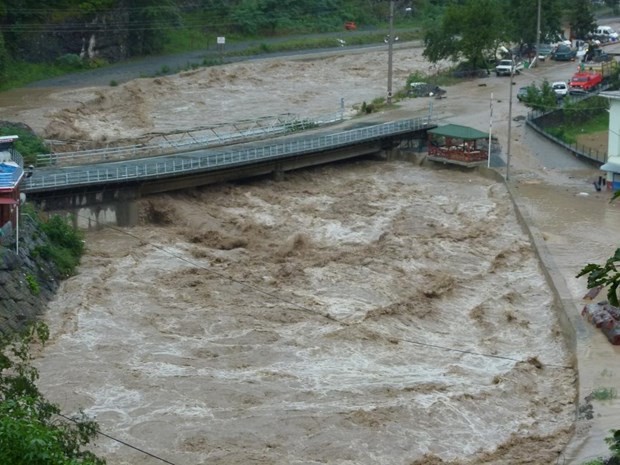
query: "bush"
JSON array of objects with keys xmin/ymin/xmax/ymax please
[
  {"xmin": 24, "ymin": 273, "xmax": 40, "ymax": 296},
  {"xmin": 0, "ymin": 323, "xmax": 105, "ymax": 465},
  {"xmin": 55, "ymin": 53, "xmax": 84, "ymax": 69},
  {"xmin": 0, "ymin": 125, "xmax": 49, "ymax": 166},
  {"xmin": 35, "ymin": 214, "xmax": 84, "ymax": 278}
]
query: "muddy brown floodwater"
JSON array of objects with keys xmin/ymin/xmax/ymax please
[
  {"xmin": 2, "ymin": 38, "xmax": 620, "ymax": 464},
  {"xmin": 38, "ymin": 163, "xmax": 575, "ymax": 465}
]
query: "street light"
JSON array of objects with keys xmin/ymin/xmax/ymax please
[
  {"xmin": 387, "ymin": 0, "xmax": 394, "ymax": 105},
  {"xmin": 506, "ymin": 55, "xmax": 514, "ymax": 181}
]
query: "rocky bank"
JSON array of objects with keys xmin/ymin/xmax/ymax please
[{"xmin": 0, "ymin": 217, "xmax": 63, "ymax": 336}]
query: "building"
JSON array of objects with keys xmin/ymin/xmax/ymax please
[
  {"xmin": 0, "ymin": 135, "xmax": 24, "ymax": 241},
  {"xmin": 599, "ymin": 91, "xmax": 620, "ymax": 190},
  {"xmin": 426, "ymin": 124, "xmax": 490, "ymax": 167}
]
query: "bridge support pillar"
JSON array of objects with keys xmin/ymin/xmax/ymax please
[
  {"xmin": 273, "ymin": 163, "xmax": 285, "ymax": 182},
  {"xmin": 116, "ymin": 199, "xmax": 139, "ymax": 227},
  {"xmin": 384, "ymin": 147, "xmax": 400, "ymax": 161}
]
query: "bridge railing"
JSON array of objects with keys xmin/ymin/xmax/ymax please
[
  {"xmin": 36, "ymin": 110, "xmax": 345, "ymax": 167},
  {"xmin": 23, "ymin": 117, "xmax": 432, "ymax": 192}
]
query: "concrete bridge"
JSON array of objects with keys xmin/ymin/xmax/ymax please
[{"xmin": 24, "ymin": 117, "xmax": 435, "ymax": 228}]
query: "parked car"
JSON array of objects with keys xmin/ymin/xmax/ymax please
[
  {"xmin": 517, "ymin": 86, "xmax": 539, "ymax": 102},
  {"xmin": 551, "ymin": 81, "xmax": 569, "ymax": 98},
  {"xmin": 595, "ymin": 25, "xmax": 619, "ymax": 42},
  {"xmin": 408, "ymin": 82, "xmax": 446, "ymax": 98},
  {"xmin": 495, "ymin": 59, "xmax": 524, "ymax": 76},
  {"xmin": 552, "ymin": 44, "xmax": 577, "ymax": 61},
  {"xmin": 569, "ymin": 71, "xmax": 603, "ymax": 94},
  {"xmin": 584, "ymin": 47, "xmax": 613, "ymax": 63},
  {"xmin": 537, "ymin": 44, "xmax": 555, "ymax": 61}
]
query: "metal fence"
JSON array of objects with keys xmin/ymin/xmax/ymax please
[
  {"xmin": 23, "ymin": 117, "xmax": 433, "ymax": 193},
  {"xmin": 36, "ymin": 111, "xmax": 345, "ymax": 167},
  {"xmin": 526, "ymin": 95, "xmax": 609, "ymax": 165}
]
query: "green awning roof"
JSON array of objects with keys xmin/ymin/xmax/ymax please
[{"xmin": 428, "ymin": 124, "xmax": 489, "ymax": 140}]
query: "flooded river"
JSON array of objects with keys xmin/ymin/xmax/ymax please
[{"xmin": 36, "ymin": 161, "xmax": 577, "ymax": 464}]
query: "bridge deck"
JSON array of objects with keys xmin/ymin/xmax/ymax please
[{"xmin": 24, "ymin": 117, "xmax": 436, "ymax": 194}]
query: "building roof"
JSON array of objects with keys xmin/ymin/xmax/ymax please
[
  {"xmin": 428, "ymin": 124, "xmax": 489, "ymax": 140},
  {"xmin": 0, "ymin": 162, "xmax": 24, "ymax": 190},
  {"xmin": 601, "ymin": 157, "xmax": 620, "ymax": 173},
  {"xmin": 600, "ymin": 91, "xmax": 620, "ymax": 101}
]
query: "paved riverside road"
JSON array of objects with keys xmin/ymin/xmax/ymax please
[{"xmin": 25, "ymin": 32, "xmax": 417, "ymax": 89}]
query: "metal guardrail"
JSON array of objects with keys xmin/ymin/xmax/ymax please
[
  {"xmin": 23, "ymin": 117, "xmax": 433, "ymax": 193},
  {"xmin": 36, "ymin": 111, "xmax": 345, "ymax": 166}
]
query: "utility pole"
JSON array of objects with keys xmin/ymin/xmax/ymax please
[
  {"xmin": 506, "ymin": 57, "xmax": 514, "ymax": 181},
  {"xmin": 387, "ymin": 0, "xmax": 394, "ymax": 105},
  {"xmin": 534, "ymin": 0, "xmax": 541, "ymax": 68}
]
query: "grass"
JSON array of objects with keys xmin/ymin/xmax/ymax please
[
  {"xmin": 24, "ymin": 273, "xmax": 40, "ymax": 296},
  {"xmin": 0, "ymin": 60, "xmax": 76, "ymax": 92},
  {"xmin": 33, "ymin": 213, "xmax": 84, "ymax": 278},
  {"xmin": 590, "ymin": 387, "xmax": 618, "ymax": 401},
  {"xmin": 1, "ymin": 26, "xmax": 424, "ymax": 90},
  {"xmin": 546, "ymin": 109, "xmax": 609, "ymax": 145}
]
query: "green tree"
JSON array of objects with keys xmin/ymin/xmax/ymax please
[
  {"xmin": 124, "ymin": 0, "xmax": 182, "ymax": 55},
  {"xmin": 566, "ymin": 0, "xmax": 596, "ymax": 40},
  {"xmin": 422, "ymin": 0, "xmax": 507, "ymax": 70},
  {"xmin": 506, "ymin": 0, "xmax": 563, "ymax": 47},
  {"xmin": 0, "ymin": 30, "xmax": 7, "ymax": 80},
  {"xmin": 521, "ymin": 79, "xmax": 558, "ymax": 112},
  {"xmin": 0, "ymin": 323, "xmax": 105, "ymax": 465},
  {"xmin": 578, "ymin": 247, "xmax": 620, "ymax": 306}
]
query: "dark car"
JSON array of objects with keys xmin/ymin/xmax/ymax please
[
  {"xmin": 516, "ymin": 86, "xmax": 540, "ymax": 102},
  {"xmin": 537, "ymin": 44, "xmax": 555, "ymax": 61},
  {"xmin": 552, "ymin": 45, "xmax": 577, "ymax": 61}
]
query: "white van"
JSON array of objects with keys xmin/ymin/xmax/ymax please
[{"xmin": 595, "ymin": 25, "xmax": 619, "ymax": 41}]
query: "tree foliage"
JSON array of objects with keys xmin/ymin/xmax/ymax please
[
  {"xmin": 578, "ymin": 247, "xmax": 620, "ymax": 307},
  {"xmin": 0, "ymin": 323, "xmax": 105, "ymax": 465},
  {"xmin": 35, "ymin": 214, "xmax": 85, "ymax": 278},
  {"xmin": 506, "ymin": 0, "xmax": 563, "ymax": 46},
  {"xmin": 520, "ymin": 79, "xmax": 559, "ymax": 112},
  {"xmin": 422, "ymin": 0, "xmax": 506, "ymax": 69},
  {"xmin": 566, "ymin": 0, "xmax": 597, "ymax": 40}
]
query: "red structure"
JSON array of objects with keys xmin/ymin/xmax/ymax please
[
  {"xmin": 427, "ymin": 124, "xmax": 489, "ymax": 167},
  {"xmin": 0, "ymin": 135, "xmax": 24, "ymax": 239}
]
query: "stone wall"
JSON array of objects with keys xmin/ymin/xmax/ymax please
[{"xmin": 0, "ymin": 216, "xmax": 62, "ymax": 336}]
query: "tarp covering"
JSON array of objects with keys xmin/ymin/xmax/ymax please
[
  {"xmin": 601, "ymin": 157, "xmax": 620, "ymax": 173},
  {"xmin": 428, "ymin": 124, "xmax": 489, "ymax": 140}
]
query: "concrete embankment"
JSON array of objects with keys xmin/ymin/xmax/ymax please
[{"xmin": 0, "ymin": 217, "xmax": 62, "ymax": 336}]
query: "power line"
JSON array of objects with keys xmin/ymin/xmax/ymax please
[{"xmin": 57, "ymin": 412, "xmax": 178, "ymax": 465}]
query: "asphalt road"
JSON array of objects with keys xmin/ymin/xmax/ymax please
[{"xmin": 26, "ymin": 31, "xmax": 412, "ymax": 89}]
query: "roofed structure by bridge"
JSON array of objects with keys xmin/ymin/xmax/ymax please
[
  {"xmin": 427, "ymin": 124, "xmax": 489, "ymax": 167},
  {"xmin": 0, "ymin": 136, "xmax": 24, "ymax": 237}
]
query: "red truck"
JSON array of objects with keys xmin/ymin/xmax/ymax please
[{"xmin": 569, "ymin": 71, "xmax": 603, "ymax": 94}]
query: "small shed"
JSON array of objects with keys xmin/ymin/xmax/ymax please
[
  {"xmin": 600, "ymin": 91, "xmax": 620, "ymax": 191},
  {"xmin": 600, "ymin": 158, "xmax": 620, "ymax": 191},
  {"xmin": 0, "ymin": 135, "xmax": 23, "ymax": 233},
  {"xmin": 427, "ymin": 124, "xmax": 489, "ymax": 167}
]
